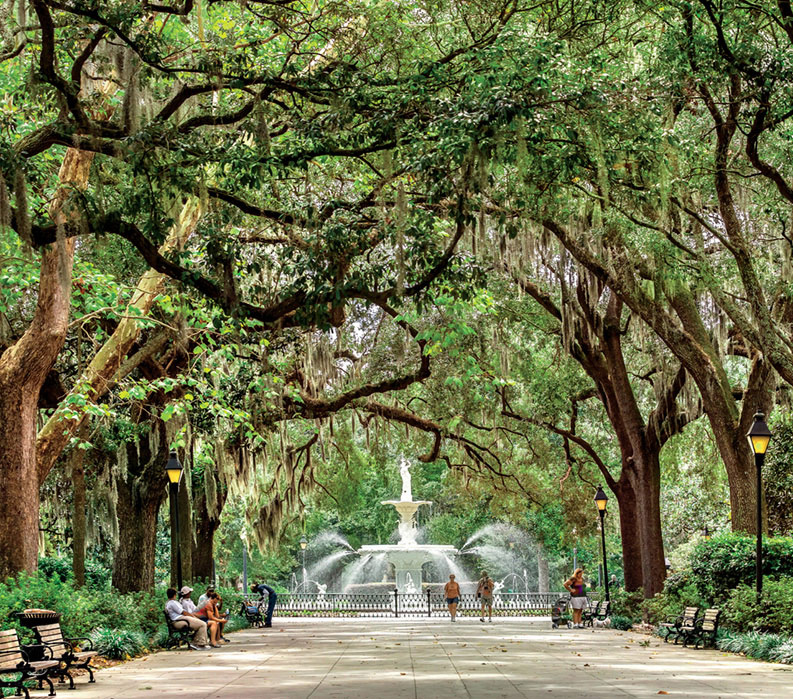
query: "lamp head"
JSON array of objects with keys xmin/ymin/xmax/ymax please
[
  {"xmin": 594, "ymin": 486, "xmax": 609, "ymax": 512},
  {"xmin": 299, "ymin": 535, "xmax": 308, "ymax": 551},
  {"xmin": 747, "ymin": 412, "xmax": 772, "ymax": 455},
  {"xmin": 166, "ymin": 450, "xmax": 183, "ymax": 484}
]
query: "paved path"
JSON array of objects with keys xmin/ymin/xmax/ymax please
[{"xmin": 47, "ymin": 618, "xmax": 793, "ymax": 698}]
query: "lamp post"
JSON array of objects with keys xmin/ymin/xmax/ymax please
[
  {"xmin": 594, "ymin": 486, "xmax": 610, "ymax": 603},
  {"xmin": 747, "ymin": 412, "xmax": 772, "ymax": 602},
  {"xmin": 166, "ymin": 451, "xmax": 184, "ymax": 590},
  {"xmin": 702, "ymin": 526, "xmax": 712, "ymax": 541},
  {"xmin": 572, "ymin": 527, "xmax": 578, "ymax": 571},
  {"xmin": 300, "ymin": 535, "xmax": 308, "ymax": 590},
  {"xmin": 240, "ymin": 530, "xmax": 248, "ymax": 592}
]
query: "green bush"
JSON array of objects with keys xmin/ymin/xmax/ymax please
[
  {"xmin": 718, "ymin": 631, "xmax": 787, "ymax": 662},
  {"xmin": 642, "ymin": 577, "xmax": 708, "ymax": 626},
  {"xmin": 610, "ymin": 615, "xmax": 634, "ymax": 631},
  {"xmin": 723, "ymin": 577, "xmax": 793, "ymax": 633},
  {"xmin": 38, "ymin": 556, "xmax": 111, "ymax": 590},
  {"xmin": 689, "ymin": 534, "xmax": 793, "ymax": 602},
  {"xmin": 89, "ymin": 628, "xmax": 147, "ymax": 660},
  {"xmin": 609, "ymin": 588, "xmax": 644, "ymax": 622}
]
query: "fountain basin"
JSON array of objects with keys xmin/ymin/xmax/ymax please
[{"xmin": 360, "ymin": 544, "xmax": 457, "ymax": 592}]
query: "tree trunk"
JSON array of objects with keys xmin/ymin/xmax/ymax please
[
  {"xmin": 178, "ymin": 476, "xmax": 193, "ymax": 584},
  {"xmin": 536, "ymin": 543, "xmax": 549, "ymax": 594},
  {"xmin": 71, "ymin": 443, "xmax": 87, "ymax": 587},
  {"xmin": 0, "ymin": 148, "xmax": 92, "ymax": 579},
  {"xmin": 192, "ymin": 477, "xmax": 228, "ymax": 582},
  {"xmin": 111, "ymin": 421, "xmax": 168, "ymax": 593},
  {"xmin": 612, "ymin": 480, "xmax": 644, "ymax": 592},
  {"xmin": 628, "ymin": 450, "xmax": 666, "ymax": 597}
]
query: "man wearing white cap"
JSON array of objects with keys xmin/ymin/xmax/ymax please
[{"xmin": 165, "ymin": 587, "xmax": 209, "ymax": 648}]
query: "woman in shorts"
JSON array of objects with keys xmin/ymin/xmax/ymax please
[
  {"xmin": 444, "ymin": 574, "xmax": 461, "ymax": 622},
  {"xmin": 563, "ymin": 568, "xmax": 588, "ymax": 628}
]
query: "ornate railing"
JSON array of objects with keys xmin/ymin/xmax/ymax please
[{"xmin": 246, "ymin": 591, "xmax": 565, "ymax": 618}]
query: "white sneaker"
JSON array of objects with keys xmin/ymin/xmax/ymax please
[
  {"xmin": 480, "ymin": 617, "xmax": 485, "ymax": 623},
  {"xmin": 488, "ymin": 618, "xmax": 492, "ymax": 623}
]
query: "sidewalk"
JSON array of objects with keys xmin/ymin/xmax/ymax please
[{"xmin": 47, "ymin": 617, "xmax": 793, "ymax": 698}]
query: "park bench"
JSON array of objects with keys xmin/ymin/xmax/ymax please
[
  {"xmin": 680, "ymin": 608, "xmax": 721, "ymax": 649},
  {"xmin": 659, "ymin": 606, "xmax": 699, "ymax": 644},
  {"xmin": 583, "ymin": 600, "xmax": 610, "ymax": 627},
  {"xmin": 0, "ymin": 629, "xmax": 58, "ymax": 698},
  {"xmin": 163, "ymin": 611, "xmax": 196, "ymax": 650},
  {"xmin": 33, "ymin": 623, "xmax": 97, "ymax": 689}
]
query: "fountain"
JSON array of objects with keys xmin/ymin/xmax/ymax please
[{"xmin": 358, "ymin": 457, "xmax": 457, "ymax": 592}]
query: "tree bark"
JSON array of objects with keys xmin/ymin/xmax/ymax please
[
  {"xmin": 612, "ymin": 480, "xmax": 643, "ymax": 592},
  {"xmin": 71, "ymin": 441, "xmax": 87, "ymax": 587},
  {"xmin": 178, "ymin": 473, "xmax": 193, "ymax": 584},
  {"xmin": 536, "ymin": 543, "xmax": 549, "ymax": 594},
  {"xmin": 111, "ymin": 421, "xmax": 168, "ymax": 593},
  {"xmin": 0, "ymin": 148, "xmax": 93, "ymax": 579},
  {"xmin": 192, "ymin": 484, "xmax": 228, "ymax": 581}
]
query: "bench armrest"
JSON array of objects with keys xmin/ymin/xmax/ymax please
[
  {"xmin": 22, "ymin": 644, "xmax": 54, "ymax": 660},
  {"xmin": 64, "ymin": 636, "xmax": 94, "ymax": 651}
]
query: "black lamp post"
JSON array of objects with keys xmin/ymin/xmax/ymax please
[
  {"xmin": 300, "ymin": 535, "xmax": 308, "ymax": 590},
  {"xmin": 747, "ymin": 412, "xmax": 772, "ymax": 602},
  {"xmin": 166, "ymin": 450, "xmax": 184, "ymax": 590},
  {"xmin": 594, "ymin": 486, "xmax": 610, "ymax": 603}
]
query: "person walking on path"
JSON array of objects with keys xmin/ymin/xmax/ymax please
[
  {"xmin": 563, "ymin": 568, "xmax": 588, "ymax": 628},
  {"xmin": 444, "ymin": 574, "xmax": 461, "ymax": 622},
  {"xmin": 477, "ymin": 571, "xmax": 494, "ymax": 623},
  {"xmin": 165, "ymin": 587, "xmax": 210, "ymax": 649},
  {"xmin": 251, "ymin": 582, "xmax": 277, "ymax": 628}
]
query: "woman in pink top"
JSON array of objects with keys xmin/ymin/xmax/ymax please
[{"xmin": 563, "ymin": 568, "xmax": 588, "ymax": 628}]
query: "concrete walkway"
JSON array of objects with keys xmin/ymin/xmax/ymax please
[{"xmin": 47, "ymin": 618, "xmax": 793, "ymax": 698}]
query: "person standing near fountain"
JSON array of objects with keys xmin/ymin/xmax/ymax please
[
  {"xmin": 444, "ymin": 574, "xmax": 461, "ymax": 622},
  {"xmin": 563, "ymin": 568, "xmax": 588, "ymax": 628},
  {"xmin": 477, "ymin": 571, "xmax": 495, "ymax": 623}
]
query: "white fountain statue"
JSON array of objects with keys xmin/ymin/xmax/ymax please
[{"xmin": 359, "ymin": 457, "xmax": 456, "ymax": 592}]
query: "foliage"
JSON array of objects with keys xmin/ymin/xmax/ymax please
[
  {"xmin": 641, "ymin": 572, "xmax": 708, "ymax": 626},
  {"xmin": 609, "ymin": 588, "xmax": 644, "ymax": 622},
  {"xmin": 609, "ymin": 615, "xmax": 634, "ymax": 631},
  {"xmin": 723, "ymin": 578, "xmax": 793, "ymax": 634},
  {"xmin": 718, "ymin": 631, "xmax": 790, "ymax": 663},
  {"xmin": 89, "ymin": 628, "xmax": 148, "ymax": 660},
  {"xmin": 764, "ymin": 415, "xmax": 793, "ymax": 536},
  {"xmin": 689, "ymin": 534, "xmax": 793, "ymax": 603},
  {"xmin": 37, "ymin": 556, "xmax": 111, "ymax": 590}
]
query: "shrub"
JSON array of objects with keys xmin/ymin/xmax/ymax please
[
  {"xmin": 89, "ymin": 628, "xmax": 147, "ymax": 660},
  {"xmin": 642, "ymin": 578, "xmax": 708, "ymax": 626},
  {"xmin": 609, "ymin": 588, "xmax": 644, "ymax": 622},
  {"xmin": 723, "ymin": 577, "xmax": 793, "ymax": 633},
  {"xmin": 689, "ymin": 534, "xmax": 793, "ymax": 602},
  {"xmin": 610, "ymin": 615, "xmax": 634, "ymax": 631}
]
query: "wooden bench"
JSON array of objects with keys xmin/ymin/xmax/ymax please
[
  {"xmin": 163, "ymin": 611, "xmax": 195, "ymax": 650},
  {"xmin": 681, "ymin": 608, "xmax": 721, "ymax": 649},
  {"xmin": 33, "ymin": 623, "xmax": 97, "ymax": 689},
  {"xmin": 0, "ymin": 629, "xmax": 58, "ymax": 698},
  {"xmin": 659, "ymin": 606, "xmax": 699, "ymax": 644}
]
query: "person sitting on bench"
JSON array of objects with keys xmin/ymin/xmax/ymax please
[
  {"xmin": 198, "ymin": 592, "xmax": 229, "ymax": 644},
  {"xmin": 165, "ymin": 587, "xmax": 210, "ymax": 649}
]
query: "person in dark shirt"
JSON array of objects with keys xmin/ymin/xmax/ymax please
[{"xmin": 251, "ymin": 582, "xmax": 277, "ymax": 627}]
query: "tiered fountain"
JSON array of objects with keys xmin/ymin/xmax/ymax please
[{"xmin": 358, "ymin": 458, "xmax": 457, "ymax": 592}]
